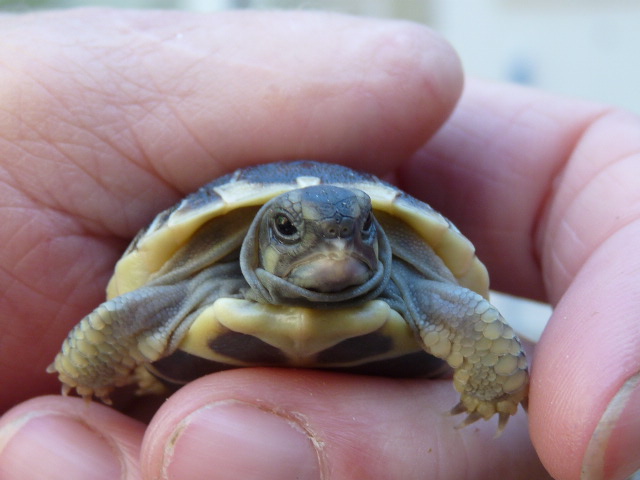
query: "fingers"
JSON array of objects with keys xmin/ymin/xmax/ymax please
[
  {"xmin": 530, "ymin": 110, "xmax": 640, "ymax": 479},
  {"xmin": 531, "ymin": 229, "xmax": 640, "ymax": 480},
  {"xmin": 1, "ymin": 9, "xmax": 462, "ymax": 234},
  {"xmin": 400, "ymin": 79, "xmax": 609, "ymax": 299},
  {"xmin": 0, "ymin": 9, "xmax": 462, "ymax": 411},
  {"xmin": 0, "ymin": 396, "xmax": 144, "ymax": 480},
  {"xmin": 141, "ymin": 369, "xmax": 550, "ymax": 480},
  {"xmin": 403, "ymin": 80, "xmax": 640, "ymax": 479},
  {"xmin": 0, "ymin": 371, "xmax": 550, "ymax": 480}
]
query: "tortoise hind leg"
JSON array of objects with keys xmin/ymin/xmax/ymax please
[{"xmin": 392, "ymin": 262, "xmax": 529, "ymax": 432}]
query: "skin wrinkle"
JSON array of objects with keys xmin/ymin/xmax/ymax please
[
  {"xmin": 0, "ymin": 201, "xmax": 120, "ymax": 342},
  {"xmin": 30, "ymin": 233, "xmax": 94, "ymax": 295},
  {"xmin": 3, "ymin": 26, "xmax": 187, "ymax": 234},
  {"xmin": 117, "ymin": 17, "xmax": 402, "ymax": 182},
  {"xmin": 578, "ymin": 153, "xmax": 640, "ymax": 225},
  {"xmin": 530, "ymin": 214, "xmax": 640, "ymax": 478},
  {"xmin": 150, "ymin": 94, "xmax": 218, "ymax": 183},
  {"xmin": 537, "ymin": 108, "xmax": 640, "ymax": 302},
  {"xmin": 406, "ymin": 83, "xmax": 619, "ymax": 302},
  {"xmin": 534, "ymin": 105, "xmax": 613, "ymax": 257},
  {"xmin": 550, "ymin": 107, "xmax": 628, "ymax": 205},
  {"xmin": 2, "ymin": 111, "xmax": 68, "ymax": 177},
  {"xmin": 546, "ymin": 229, "xmax": 575, "ymax": 292},
  {"xmin": 7, "ymin": 121, "xmax": 175, "ymax": 239},
  {"xmin": 83, "ymin": 132, "xmax": 183, "ymax": 235},
  {"xmin": 64, "ymin": 17, "xmax": 172, "ymax": 97},
  {"xmin": 1, "ymin": 190, "xmax": 122, "ymax": 264},
  {"xmin": 2, "ymin": 103, "xmax": 135, "ymax": 238},
  {"xmin": 0, "ymin": 173, "xmax": 40, "ymax": 213},
  {"xmin": 44, "ymin": 165, "xmax": 125, "ymax": 234},
  {"xmin": 0, "ymin": 233, "xmax": 111, "ymax": 328},
  {"xmin": 116, "ymin": 100, "xmax": 189, "ymax": 200},
  {"xmin": 59, "ymin": 115, "xmax": 173, "ymax": 220},
  {"xmin": 474, "ymin": 102, "xmax": 565, "ymax": 283},
  {"xmin": 2, "ymin": 237, "xmax": 50, "ymax": 298}
]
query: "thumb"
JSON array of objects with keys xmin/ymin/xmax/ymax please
[{"xmin": 142, "ymin": 369, "xmax": 550, "ymax": 480}]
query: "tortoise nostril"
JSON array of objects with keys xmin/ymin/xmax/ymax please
[{"xmin": 323, "ymin": 222, "xmax": 353, "ymax": 238}]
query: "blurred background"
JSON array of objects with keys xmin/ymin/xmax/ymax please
[{"xmin": 3, "ymin": 0, "xmax": 639, "ymax": 342}]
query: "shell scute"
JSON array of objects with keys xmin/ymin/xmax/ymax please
[{"xmin": 111, "ymin": 161, "xmax": 489, "ymax": 299}]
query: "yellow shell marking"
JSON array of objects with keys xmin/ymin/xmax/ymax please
[
  {"xmin": 179, "ymin": 298, "xmax": 421, "ymax": 366},
  {"xmin": 108, "ymin": 176, "xmax": 489, "ymax": 299}
]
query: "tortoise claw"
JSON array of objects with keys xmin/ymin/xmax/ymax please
[
  {"xmin": 495, "ymin": 412, "xmax": 510, "ymax": 438},
  {"xmin": 453, "ymin": 411, "xmax": 482, "ymax": 429},
  {"xmin": 450, "ymin": 401, "xmax": 483, "ymax": 429},
  {"xmin": 449, "ymin": 401, "xmax": 514, "ymax": 437},
  {"xmin": 58, "ymin": 382, "xmax": 113, "ymax": 405},
  {"xmin": 61, "ymin": 383, "xmax": 72, "ymax": 397},
  {"xmin": 449, "ymin": 401, "xmax": 467, "ymax": 416}
]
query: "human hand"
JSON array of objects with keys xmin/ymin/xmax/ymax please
[{"xmin": 0, "ymin": 8, "xmax": 636, "ymax": 480}]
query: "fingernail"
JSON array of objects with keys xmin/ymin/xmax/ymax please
[
  {"xmin": 164, "ymin": 401, "xmax": 321, "ymax": 480},
  {"xmin": 582, "ymin": 373, "xmax": 640, "ymax": 480},
  {"xmin": 0, "ymin": 413, "xmax": 122, "ymax": 480}
]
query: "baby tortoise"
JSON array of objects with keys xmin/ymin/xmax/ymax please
[{"xmin": 49, "ymin": 161, "xmax": 528, "ymax": 432}]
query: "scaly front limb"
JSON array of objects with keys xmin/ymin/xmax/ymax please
[
  {"xmin": 48, "ymin": 282, "xmax": 193, "ymax": 402},
  {"xmin": 392, "ymin": 262, "xmax": 529, "ymax": 432},
  {"xmin": 48, "ymin": 264, "xmax": 245, "ymax": 402}
]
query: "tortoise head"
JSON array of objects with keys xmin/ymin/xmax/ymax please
[
  {"xmin": 240, "ymin": 185, "xmax": 391, "ymax": 305},
  {"xmin": 259, "ymin": 185, "xmax": 378, "ymax": 292}
]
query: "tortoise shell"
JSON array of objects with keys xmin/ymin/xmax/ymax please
[{"xmin": 110, "ymin": 161, "xmax": 488, "ymax": 298}]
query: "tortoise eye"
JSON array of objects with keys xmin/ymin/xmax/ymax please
[
  {"xmin": 362, "ymin": 212, "xmax": 373, "ymax": 233},
  {"xmin": 274, "ymin": 214, "xmax": 297, "ymax": 237}
]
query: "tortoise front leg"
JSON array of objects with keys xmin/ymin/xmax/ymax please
[
  {"xmin": 392, "ymin": 263, "xmax": 529, "ymax": 432},
  {"xmin": 48, "ymin": 263, "xmax": 245, "ymax": 402},
  {"xmin": 48, "ymin": 282, "xmax": 200, "ymax": 402}
]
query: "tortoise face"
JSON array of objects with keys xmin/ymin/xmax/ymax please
[{"xmin": 258, "ymin": 185, "xmax": 379, "ymax": 293}]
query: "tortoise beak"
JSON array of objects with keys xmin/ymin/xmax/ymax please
[{"xmin": 286, "ymin": 238, "xmax": 377, "ymax": 293}]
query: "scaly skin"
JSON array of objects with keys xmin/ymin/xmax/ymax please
[
  {"xmin": 392, "ymin": 261, "xmax": 528, "ymax": 433},
  {"xmin": 48, "ymin": 285, "xmax": 184, "ymax": 402},
  {"xmin": 48, "ymin": 266, "xmax": 241, "ymax": 402}
]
